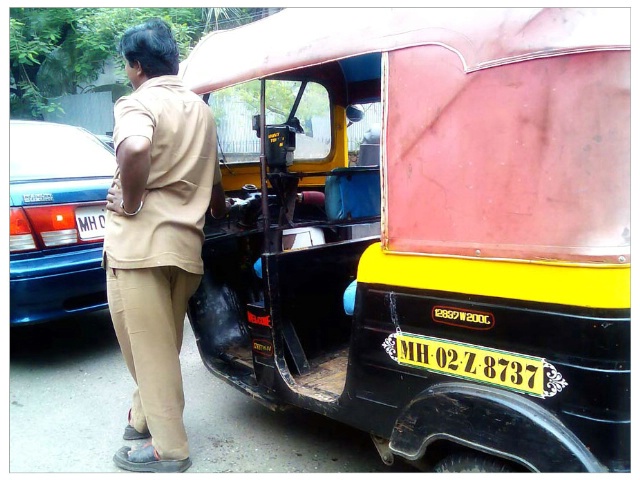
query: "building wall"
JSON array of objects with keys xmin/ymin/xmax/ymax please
[{"xmin": 44, "ymin": 91, "xmax": 114, "ymax": 136}]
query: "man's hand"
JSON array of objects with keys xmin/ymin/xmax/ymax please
[
  {"xmin": 209, "ymin": 182, "xmax": 229, "ymax": 219},
  {"xmin": 106, "ymin": 179, "xmax": 149, "ymax": 216}
]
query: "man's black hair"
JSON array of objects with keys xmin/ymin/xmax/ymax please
[{"xmin": 118, "ymin": 18, "xmax": 179, "ymax": 77}]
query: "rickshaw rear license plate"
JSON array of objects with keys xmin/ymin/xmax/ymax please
[{"xmin": 383, "ymin": 332, "xmax": 568, "ymax": 398}]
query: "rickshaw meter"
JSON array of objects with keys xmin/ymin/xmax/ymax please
[{"xmin": 265, "ymin": 125, "xmax": 296, "ymax": 169}]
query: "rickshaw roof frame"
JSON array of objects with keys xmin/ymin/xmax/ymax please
[{"xmin": 179, "ymin": 7, "xmax": 630, "ymax": 95}]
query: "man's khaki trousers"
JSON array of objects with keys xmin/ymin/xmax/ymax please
[{"xmin": 106, "ymin": 263, "xmax": 202, "ymax": 461}]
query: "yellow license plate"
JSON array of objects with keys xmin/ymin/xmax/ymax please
[{"xmin": 393, "ymin": 333, "xmax": 550, "ymax": 397}]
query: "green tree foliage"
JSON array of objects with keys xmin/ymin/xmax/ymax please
[
  {"xmin": 9, "ymin": 7, "xmax": 265, "ymax": 119},
  {"xmin": 220, "ymin": 80, "xmax": 329, "ymax": 124}
]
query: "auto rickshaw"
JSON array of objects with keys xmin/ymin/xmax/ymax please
[{"xmin": 179, "ymin": 8, "xmax": 630, "ymax": 472}]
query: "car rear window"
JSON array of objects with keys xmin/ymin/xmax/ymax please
[{"xmin": 10, "ymin": 122, "xmax": 116, "ymax": 181}]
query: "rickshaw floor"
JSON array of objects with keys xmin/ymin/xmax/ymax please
[
  {"xmin": 224, "ymin": 344, "xmax": 350, "ymax": 397},
  {"xmin": 293, "ymin": 346, "xmax": 349, "ymax": 396}
]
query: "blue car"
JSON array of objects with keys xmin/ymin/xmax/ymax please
[{"xmin": 10, "ymin": 120, "xmax": 116, "ymax": 326}]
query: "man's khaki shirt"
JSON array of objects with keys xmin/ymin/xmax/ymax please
[{"xmin": 103, "ymin": 75, "xmax": 221, "ymax": 275}]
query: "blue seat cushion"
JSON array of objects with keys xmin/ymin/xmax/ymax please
[
  {"xmin": 343, "ymin": 279, "xmax": 358, "ymax": 316},
  {"xmin": 325, "ymin": 167, "xmax": 380, "ymax": 221},
  {"xmin": 253, "ymin": 257, "xmax": 263, "ymax": 279}
]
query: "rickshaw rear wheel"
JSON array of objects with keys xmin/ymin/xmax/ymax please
[{"xmin": 433, "ymin": 452, "xmax": 514, "ymax": 473}]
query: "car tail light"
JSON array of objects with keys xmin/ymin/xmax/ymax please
[
  {"xmin": 10, "ymin": 207, "xmax": 37, "ymax": 252},
  {"xmin": 10, "ymin": 203, "xmax": 106, "ymax": 253},
  {"xmin": 23, "ymin": 205, "xmax": 80, "ymax": 248},
  {"xmin": 11, "ymin": 205, "xmax": 82, "ymax": 252}
]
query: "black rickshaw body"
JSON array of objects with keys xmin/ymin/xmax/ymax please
[{"xmin": 179, "ymin": 8, "xmax": 631, "ymax": 473}]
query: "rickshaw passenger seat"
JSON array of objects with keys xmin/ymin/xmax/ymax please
[
  {"xmin": 253, "ymin": 258, "xmax": 359, "ymax": 316},
  {"xmin": 325, "ymin": 166, "xmax": 381, "ymax": 221},
  {"xmin": 252, "ymin": 227, "xmax": 326, "ymax": 279}
]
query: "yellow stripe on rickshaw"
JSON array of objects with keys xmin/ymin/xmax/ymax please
[{"xmin": 357, "ymin": 244, "xmax": 630, "ymax": 309}]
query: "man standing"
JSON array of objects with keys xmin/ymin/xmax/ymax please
[{"xmin": 104, "ymin": 18, "xmax": 226, "ymax": 473}]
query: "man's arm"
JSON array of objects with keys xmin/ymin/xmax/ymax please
[{"xmin": 117, "ymin": 135, "xmax": 151, "ymax": 214}]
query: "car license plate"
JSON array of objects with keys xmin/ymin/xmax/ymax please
[{"xmin": 75, "ymin": 205, "xmax": 107, "ymax": 240}]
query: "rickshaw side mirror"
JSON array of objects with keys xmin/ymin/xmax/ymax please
[{"xmin": 346, "ymin": 104, "xmax": 365, "ymax": 123}]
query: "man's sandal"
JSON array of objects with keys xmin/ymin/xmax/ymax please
[
  {"xmin": 123, "ymin": 409, "xmax": 151, "ymax": 440},
  {"xmin": 123, "ymin": 424, "xmax": 151, "ymax": 441},
  {"xmin": 113, "ymin": 444, "xmax": 192, "ymax": 473}
]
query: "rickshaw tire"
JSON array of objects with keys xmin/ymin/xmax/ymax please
[{"xmin": 433, "ymin": 452, "xmax": 514, "ymax": 473}]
